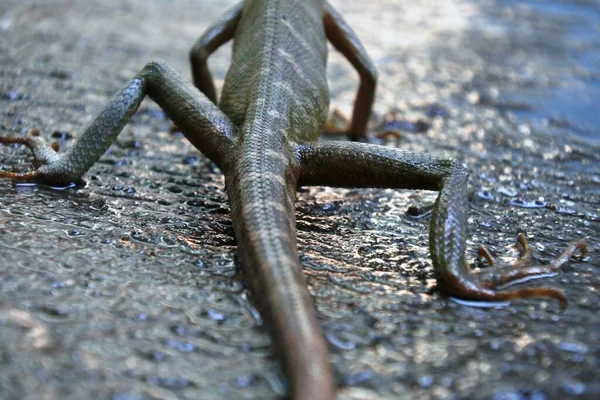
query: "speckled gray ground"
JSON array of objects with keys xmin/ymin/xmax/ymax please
[{"xmin": 0, "ymin": 1, "xmax": 599, "ymax": 399}]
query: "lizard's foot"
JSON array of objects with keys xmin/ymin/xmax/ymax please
[
  {"xmin": 0, "ymin": 129, "xmax": 62, "ymax": 182},
  {"xmin": 475, "ymin": 234, "xmax": 587, "ymax": 286},
  {"xmin": 440, "ymin": 234, "xmax": 588, "ymax": 309},
  {"xmin": 323, "ymin": 109, "xmax": 351, "ymax": 136},
  {"xmin": 323, "ymin": 109, "xmax": 389, "ymax": 143},
  {"xmin": 372, "ymin": 114, "xmax": 430, "ymax": 142}
]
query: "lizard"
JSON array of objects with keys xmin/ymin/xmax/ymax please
[{"xmin": 0, "ymin": 0, "xmax": 588, "ymax": 399}]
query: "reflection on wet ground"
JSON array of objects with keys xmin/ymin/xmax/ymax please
[
  {"xmin": 0, "ymin": 0, "xmax": 599, "ymax": 399},
  {"xmin": 333, "ymin": 0, "xmax": 599, "ymax": 142},
  {"xmin": 467, "ymin": 0, "xmax": 600, "ymax": 141}
]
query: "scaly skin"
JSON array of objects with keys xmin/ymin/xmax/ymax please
[
  {"xmin": 221, "ymin": 2, "xmax": 332, "ymax": 396},
  {"xmin": 0, "ymin": 1, "xmax": 588, "ymax": 399}
]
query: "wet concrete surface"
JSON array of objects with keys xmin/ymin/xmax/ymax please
[{"xmin": 0, "ymin": 0, "xmax": 599, "ymax": 399}]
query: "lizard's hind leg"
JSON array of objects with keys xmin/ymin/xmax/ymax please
[{"xmin": 297, "ymin": 140, "xmax": 588, "ymax": 309}]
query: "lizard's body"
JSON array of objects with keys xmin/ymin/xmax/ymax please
[
  {"xmin": 223, "ymin": 1, "xmax": 332, "ymax": 395},
  {"xmin": 0, "ymin": 1, "xmax": 587, "ymax": 399}
]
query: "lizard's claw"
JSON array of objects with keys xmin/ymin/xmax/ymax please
[
  {"xmin": 546, "ymin": 238, "xmax": 588, "ymax": 269},
  {"xmin": 0, "ymin": 129, "xmax": 61, "ymax": 182},
  {"xmin": 477, "ymin": 233, "xmax": 532, "ymax": 268},
  {"xmin": 0, "ymin": 169, "xmax": 41, "ymax": 181},
  {"xmin": 466, "ymin": 234, "xmax": 587, "ymax": 309}
]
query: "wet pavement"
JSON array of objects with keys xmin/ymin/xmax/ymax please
[{"xmin": 0, "ymin": 0, "xmax": 598, "ymax": 399}]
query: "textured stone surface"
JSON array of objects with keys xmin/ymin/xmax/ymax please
[{"xmin": 0, "ymin": 1, "xmax": 598, "ymax": 399}]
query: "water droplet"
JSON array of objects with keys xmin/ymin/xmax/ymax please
[
  {"xmin": 235, "ymin": 375, "xmax": 253, "ymax": 388},
  {"xmin": 207, "ymin": 309, "xmax": 225, "ymax": 321},
  {"xmin": 325, "ymin": 332, "xmax": 355, "ymax": 350},
  {"xmin": 418, "ymin": 375, "xmax": 433, "ymax": 388},
  {"xmin": 557, "ymin": 341, "xmax": 588, "ymax": 354},
  {"xmin": 561, "ymin": 379, "xmax": 586, "ymax": 395}
]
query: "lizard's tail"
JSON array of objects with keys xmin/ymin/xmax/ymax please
[{"xmin": 226, "ymin": 153, "xmax": 335, "ymax": 400}]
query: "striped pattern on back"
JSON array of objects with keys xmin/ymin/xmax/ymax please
[{"xmin": 219, "ymin": 0, "xmax": 329, "ymax": 143}]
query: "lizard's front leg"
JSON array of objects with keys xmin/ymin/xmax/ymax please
[
  {"xmin": 323, "ymin": 2, "xmax": 378, "ymax": 141},
  {"xmin": 0, "ymin": 61, "xmax": 236, "ymax": 185},
  {"xmin": 297, "ymin": 141, "xmax": 587, "ymax": 308},
  {"xmin": 189, "ymin": 2, "xmax": 243, "ymax": 103}
]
